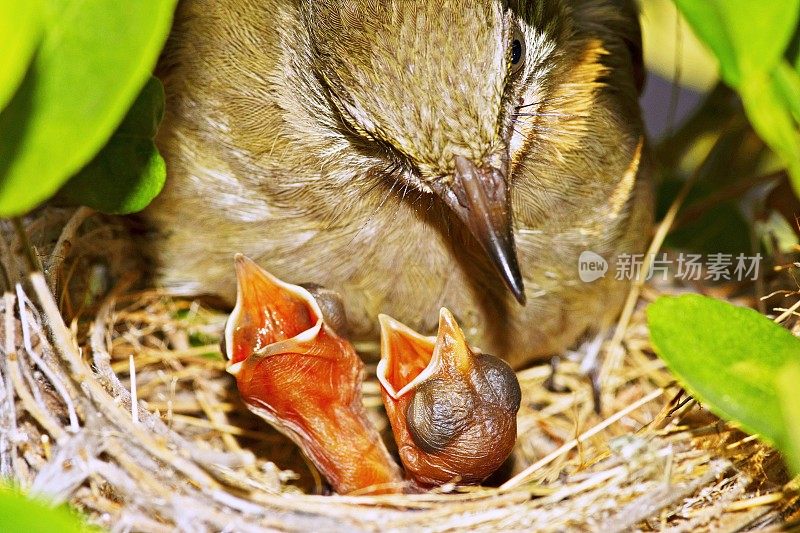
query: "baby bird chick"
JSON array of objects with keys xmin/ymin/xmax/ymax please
[
  {"xmin": 224, "ymin": 255, "xmax": 402, "ymax": 494},
  {"xmin": 378, "ymin": 309, "xmax": 521, "ymax": 486}
]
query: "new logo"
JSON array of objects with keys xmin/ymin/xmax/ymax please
[{"xmin": 578, "ymin": 251, "xmax": 608, "ymax": 283}]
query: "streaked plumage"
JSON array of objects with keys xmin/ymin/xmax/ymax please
[{"xmin": 144, "ymin": 0, "xmax": 653, "ymax": 367}]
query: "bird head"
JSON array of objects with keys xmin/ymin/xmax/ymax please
[
  {"xmin": 377, "ymin": 308, "xmax": 521, "ymax": 485},
  {"xmin": 299, "ymin": 0, "xmax": 572, "ymax": 304}
]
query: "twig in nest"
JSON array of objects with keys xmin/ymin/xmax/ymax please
[
  {"xmin": 772, "ymin": 298, "xmax": 800, "ymax": 324},
  {"xmin": 500, "ymin": 388, "xmax": 665, "ymax": 490},
  {"xmin": 3, "ymin": 292, "xmax": 65, "ymax": 440},
  {"xmin": 129, "ymin": 354, "xmax": 139, "ymax": 424},
  {"xmin": 46, "ymin": 206, "xmax": 95, "ymax": 294},
  {"xmin": 15, "ymin": 284, "xmax": 80, "ymax": 431},
  {"xmin": 599, "ymin": 174, "xmax": 699, "ymax": 396},
  {"xmin": 31, "ymin": 272, "xmax": 224, "ymax": 488},
  {"xmin": 85, "ymin": 275, "xmax": 254, "ymax": 469}
]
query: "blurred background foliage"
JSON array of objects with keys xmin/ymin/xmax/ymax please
[
  {"xmin": 640, "ymin": 0, "xmax": 800, "ymax": 482},
  {"xmin": 0, "ymin": 0, "xmax": 800, "ymax": 526},
  {"xmin": 640, "ymin": 0, "xmax": 800, "ymax": 258}
]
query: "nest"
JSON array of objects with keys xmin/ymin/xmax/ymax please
[{"xmin": 1, "ymin": 207, "xmax": 798, "ymax": 532}]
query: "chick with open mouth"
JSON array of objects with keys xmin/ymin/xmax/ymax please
[
  {"xmin": 377, "ymin": 309, "xmax": 521, "ymax": 487},
  {"xmin": 223, "ymin": 255, "xmax": 521, "ymax": 493},
  {"xmin": 223, "ymin": 254, "xmax": 402, "ymax": 495}
]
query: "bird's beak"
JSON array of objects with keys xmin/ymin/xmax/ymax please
[
  {"xmin": 432, "ymin": 155, "xmax": 526, "ymax": 304},
  {"xmin": 224, "ymin": 254, "xmax": 402, "ymax": 494},
  {"xmin": 377, "ymin": 308, "xmax": 520, "ymax": 486}
]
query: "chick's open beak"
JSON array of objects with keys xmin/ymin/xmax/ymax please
[
  {"xmin": 432, "ymin": 155, "xmax": 526, "ymax": 304},
  {"xmin": 225, "ymin": 254, "xmax": 316, "ymax": 366},
  {"xmin": 377, "ymin": 308, "xmax": 521, "ymax": 486},
  {"xmin": 225, "ymin": 255, "xmax": 402, "ymax": 494}
]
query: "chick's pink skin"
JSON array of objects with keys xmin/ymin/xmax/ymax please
[{"xmin": 226, "ymin": 255, "xmax": 401, "ymax": 494}]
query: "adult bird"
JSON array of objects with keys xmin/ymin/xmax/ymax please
[{"xmin": 144, "ymin": 0, "xmax": 653, "ymax": 368}]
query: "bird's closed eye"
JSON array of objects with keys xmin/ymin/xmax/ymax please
[{"xmin": 510, "ymin": 25, "xmax": 526, "ymax": 74}]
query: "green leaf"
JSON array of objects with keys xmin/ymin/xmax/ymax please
[
  {"xmin": 739, "ymin": 73, "xmax": 800, "ymax": 193},
  {"xmin": 774, "ymin": 61, "xmax": 800, "ymax": 125},
  {"xmin": 673, "ymin": 1, "xmax": 800, "ymax": 191},
  {"xmin": 0, "ymin": 1, "xmax": 41, "ymax": 112},
  {"xmin": 0, "ymin": 0, "xmax": 177, "ymax": 217},
  {"xmin": 56, "ymin": 77, "xmax": 167, "ymax": 214},
  {"xmin": 647, "ymin": 294, "xmax": 800, "ymax": 454},
  {"xmin": 0, "ymin": 486, "xmax": 94, "ymax": 532},
  {"xmin": 777, "ymin": 362, "xmax": 800, "ymax": 476},
  {"xmin": 673, "ymin": 0, "xmax": 800, "ymax": 87}
]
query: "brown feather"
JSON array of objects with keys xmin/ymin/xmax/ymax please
[{"xmin": 143, "ymin": 0, "xmax": 653, "ymax": 367}]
